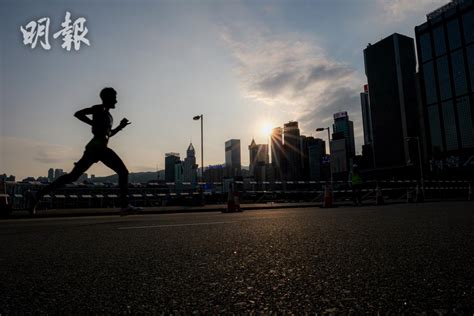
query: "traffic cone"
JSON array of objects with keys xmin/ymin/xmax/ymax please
[
  {"xmin": 406, "ymin": 188, "xmax": 414, "ymax": 203},
  {"xmin": 375, "ymin": 182, "xmax": 384, "ymax": 205},
  {"xmin": 415, "ymin": 184, "xmax": 424, "ymax": 203},
  {"xmin": 323, "ymin": 184, "xmax": 333, "ymax": 208}
]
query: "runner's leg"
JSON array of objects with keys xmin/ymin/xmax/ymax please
[
  {"xmin": 37, "ymin": 154, "xmax": 95, "ymax": 199},
  {"xmin": 100, "ymin": 148, "xmax": 129, "ymax": 208}
]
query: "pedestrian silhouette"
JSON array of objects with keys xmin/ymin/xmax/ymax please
[
  {"xmin": 350, "ymin": 164, "xmax": 363, "ymax": 206},
  {"xmin": 29, "ymin": 87, "xmax": 142, "ymax": 216}
]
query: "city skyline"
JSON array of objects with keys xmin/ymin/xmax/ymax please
[{"xmin": 1, "ymin": 0, "xmax": 450, "ymax": 179}]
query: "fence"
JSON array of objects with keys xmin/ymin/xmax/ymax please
[{"xmin": 1, "ymin": 179, "xmax": 471, "ymax": 214}]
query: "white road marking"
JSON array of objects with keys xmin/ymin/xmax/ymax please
[
  {"xmin": 118, "ymin": 221, "xmax": 236, "ymax": 230},
  {"xmin": 117, "ymin": 215, "xmax": 291, "ymax": 230}
]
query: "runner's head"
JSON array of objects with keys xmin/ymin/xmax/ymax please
[{"xmin": 100, "ymin": 87, "xmax": 117, "ymax": 108}]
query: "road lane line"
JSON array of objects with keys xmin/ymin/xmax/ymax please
[{"xmin": 118, "ymin": 221, "xmax": 236, "ymax": 230}]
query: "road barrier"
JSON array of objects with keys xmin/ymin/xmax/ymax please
[
  {"xmin": 1, "ymin": 179, "xmax": 472, "ymax": 215},
  {"xmin": 0, "ymin": 181, "xmax": 12, "ymax": 216}
]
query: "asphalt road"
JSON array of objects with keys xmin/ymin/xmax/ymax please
[{"xmin": 1, "ymin": 202, "xmax": 473, "ymax": 313}]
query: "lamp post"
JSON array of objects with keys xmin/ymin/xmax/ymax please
[
  {"xmin": 193, "ymin": 115, "xmax": 204, "ymax": 182},
  {"xmin": 405, "ymin": 136, "xmax": 424, "ymax": 193},
  {"xmin": 316, "ymin": 127, "xmax": 332, "ymax": 184}
]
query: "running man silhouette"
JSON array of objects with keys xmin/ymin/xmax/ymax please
[{"xmin": 29, "ymin": 87, "xmax": 142, "ymax": 216}]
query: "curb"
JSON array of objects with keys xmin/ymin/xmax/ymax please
[
  {"xmin": 2, "ymin": 199, "xmax": 472, "ymax": 220},
  {"xmin": 2, "ymin": 203, "xmax": 323, "ymax": 219}
]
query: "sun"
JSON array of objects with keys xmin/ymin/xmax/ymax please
[{"xmin": 261, "ymin": 121, "xmax": 273, "ymax": 137}]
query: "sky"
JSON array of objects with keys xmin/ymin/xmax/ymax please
[{"xmin": 0, "ymin": 0, "xmax": 448, "ymax": 179}]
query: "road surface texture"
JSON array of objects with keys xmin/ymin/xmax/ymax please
[{"xmin": 1, "ymin": 201, "xmax": 473, "ymax": 314}]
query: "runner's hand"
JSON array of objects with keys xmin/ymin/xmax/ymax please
[{"xmin": 119, "ymin": 118, "xmax": 131, "ymax": 129}]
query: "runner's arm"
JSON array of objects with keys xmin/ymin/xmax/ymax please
[
  {"xmin": 109, "ymin": 126, "xmax": 121, "ymax": 137},
  {"xmin": 74, "ymin": 107, "xmax": 95, "ymax": 126},
  {"xmin": 110, "ymin": 118, "xmax": 131, "ymax": 137}
]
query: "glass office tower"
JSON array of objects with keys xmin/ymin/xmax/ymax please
[{"xmin": 415, "ymin": 0, "xmax": 474, "ymax": 165}]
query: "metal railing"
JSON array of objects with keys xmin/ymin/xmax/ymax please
[{"xmin": 1, "ymin": 179, "xmax": 472, "ymax": 213}]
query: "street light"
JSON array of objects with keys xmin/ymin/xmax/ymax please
[
  {"xmin": 316, "ymin": 127, "xmax": 332, "ymax": 184},
  {"xmin": 193, "ymin": 114, "xmax": 204, "ymax": 182},
  {"xmin": 405, "ymin": 136, "xmax": 424, "ymax": 194},
  {"xmin": 316, "ymin": 127, "xmax": 331, "ymax": 145}
]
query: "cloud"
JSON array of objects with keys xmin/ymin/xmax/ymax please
[
  {"xmin": 303, "ymin": 86, "xmax": 361, "ymax": 126},
  {"xmin": 34, "ymin": 144, "xmax": 78, "ymax": 164},
  {"xmin": 221, "ymin": 27, "xmax": 364, "ymax": 148},
  {"xmin": 378, "ymin": 0, "xmax": 447, "ymax": 22}
]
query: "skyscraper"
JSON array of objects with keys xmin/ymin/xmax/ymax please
[
  {"xmin": 330, "ymin": 138, "xmax": 348, "ymax": 175},
  {"xmin": 225, "ymin": 139, "xmax": 241, "ymax": 178},
  {"xmin": 249, "ymin": 139, "xmax": 258, "ymax": 176},
  {"xmin": 332, "ymin": 111, "xmax": 356, "ymax": 159},
  {"xmin": 415, "ymin": 1, "xmax": 474, "ymax": 172},
  {"xmin": 271, "ymin": 127, "xmax": 284, "ymax": 180},
  {"xmin": 299, "ymin": 135, "xmax": 309, "ymax": 180},
  {"xmin": 360, "ymin": 84, "xmax": 373, "ymax": 146},
  {"xmin": 183, "ymin": 143, "xmax": 198, "ymax": 184},
  {"xmin": 360, "ymin": 85, "xmax": 376, "ymax": 169},
  {"xmin": 48, "ymin": 168, "xmax": 54, "ymax": 182},
  {"xmin": 174, "ymin": 161, "xmax": 183, "ymax": 184},
  {"xmin": 165, "ymin": 153, "xmax": 180, "ymax": 182},
  {"xmin": 283, "ymin": 121, "xmax": 302, "ymax": 180},
  {"xmin": 364, "ymin": 33, "xmax": 420, "ymax": 169},
  {"xmin": 307, "ymin": 137, "xmax": 326, "ymax": 181},
  {"xmin": 248, "ymin": 139, "xmax": 269, "ymax": 181}
]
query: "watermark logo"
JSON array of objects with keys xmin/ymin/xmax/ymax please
[
  {"xmin": 20, "ymin": 17, "xmax": 51, "ymax": 50},
  {"xmin": 20, "ymin": 11, "xmax": 90, "ymax": 51}
]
